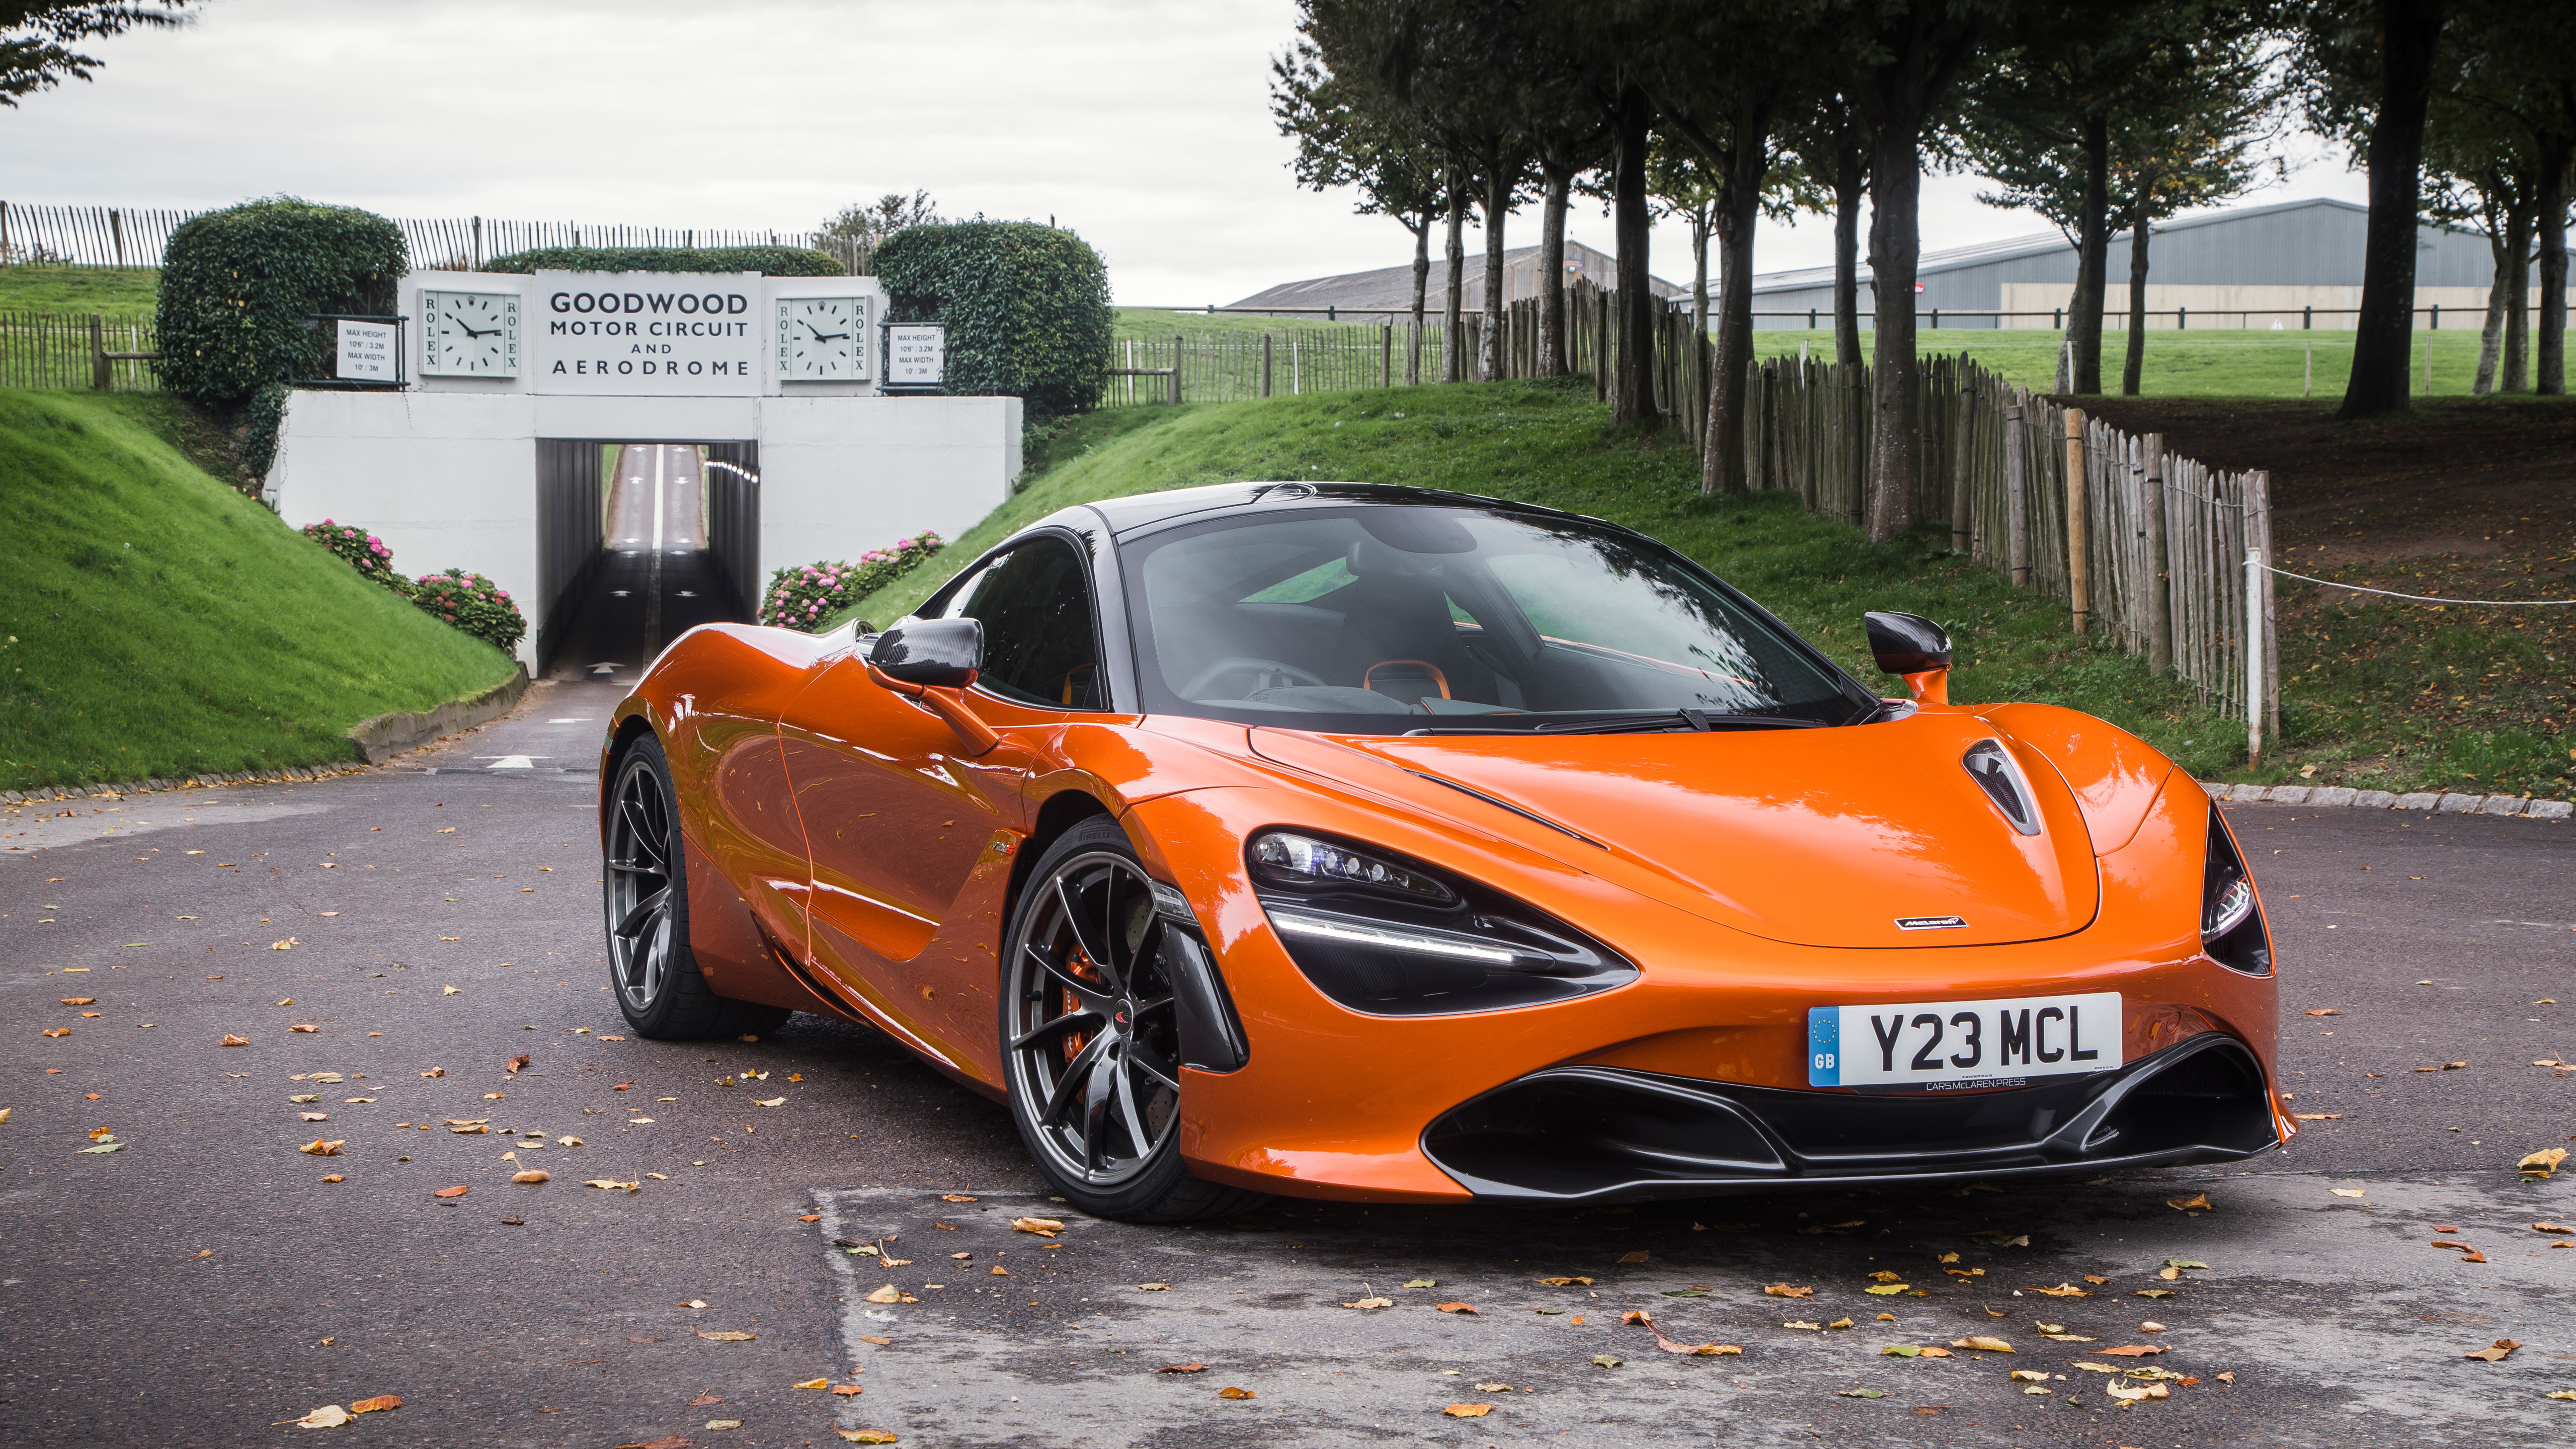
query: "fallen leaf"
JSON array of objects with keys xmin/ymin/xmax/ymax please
[
  {"xmin": 293, "ymin": 1404, "xmax": 350, "ymax": 1428},
  {"xmin": 1473, "ymin": 1382, "xmax": 1513, "ymax": 1392},
  {"xmin": 1918, "ymin": 1346, "xmax": 1953, "ymax": 1357},
  {"xmin": 40, "ymin": 1028, "xmax": 69, "ymax": 1037},
  {"xmin": 857, "ymin": 1334, "xmax": 892, "ymax": 1346},
  {"xmin": 442, "ymin": 985, "xmax": 460, "ymax": 996},
  {"xmin": 755, "ymin": 1097, "xmax": 784, "ymax": 1107},
  {"xmin": 1217, "ymin": 1386, "xmax": 1256, "ymax": 1400},
  {"xmin": 2464, "ymin": 1338, "xmax": 2520, "ymax": 1361},
  {"xmin": 1442, "ymin": 1403, "xmax": 1492, "ymax": 1417},
  {"xmin": 865, "ymin": 1285, "xmax": 903, "ymax": 1305},
  {"xmin": 1590, "ymin": 1355, "xmax": 1622, "ymax": 1369},
  {"xmin": 1536, "ymin": 1276, "xmax": 1594, "ymax": 1286},
  {"xmin": 420, "ymin": 1068, "xmax": 445, "ymax": 1078},
  {"xmin": 2217, "ymin": 1371, "xmax": 2236, "ymax": 1383},
  {"xmin": 511, "ymin": 1170, "xmax": 549, "ymax": 1184},
  {"xmin": 1436, "ymin": 1302, "xmax": 1477, "ymax": 1315},
  {"xmin": 837, "ymin": 1432, "xmax": 898, "ymax": 1445},
  {"xmin": 2535, "ymin": 1223, "xmax": 2576, "ymax": 1235},
  {"xmin": 2330, "ymin": 1187, "xmax": 2367, "ymax": 1198},
  {"xmin": 2106, "ymin": 1381, "xmax": 2169, "ymax": 1402},
  {"xmin": 697, "ymin": 1330, "xmax": 756, "ymax": 1342},
  {"xmin": 794, "ymin": 1377, "xmax": 828, "ymax": 1390},
  {"xmin": 1836, "ymin": 1388, "xmax": 1885, "ymax": 1399},
  {"xmin": 1865, "ymin": 1283, "xmax": 1910, "ymax": 1296},
  {"xmin": 1159, "ymin": 1362, "xmax": 1205, "ymax": 1374},
  {"xmin": 219, "ymin": 1035, "xmax": 249, "ymax": 1047},
  {"xmin": 1764, "ymin": 1284, "xmax": 1815, "ymax": 1299},
  {"xmin": 1952, "ymin": 1336, "xmax": 2014, "ymax": 1353},
  {"xmin": 1341, "ymin": 1296, "xmax": 1394, "ymax": 1310},
  {"xmin": 2521, "ymin": 1148, "xmax": 2570, "ymax": 1179},
  {"xmin": 2133, "ymin": 1289, "xmax": 2176, "ymax": 1299},
  {"xmin": 1881, "ymin": 1345, "xmax": 1921, "ymax": 1357},
  {"xmin": 831, "ymin": 1384, "xmax": 862, "ymax": 1396},
  {"xmin": 1827, "ymin": 1318, "xmax": 1853, "ymax": 1329},
  {"xmin": 584, "ymin": 1179, "xmax": 640, "ymax": 1191},
  {"xmin": 2032, "ymin": 1283, "xmax": 2092, "ymax": 1297},
  {"xmin": 989, "ymin": 1266, "xmax": 1008, "ymax": 1277},
  {"xmin": 347, "ymin": 1395, "xmax": 400, "ymax": 1414},
  {"xmin": 2433, "ymin": 1240, "xmax": 2489, "ymax": 1264},
  {"xmin": 2165, "ymin": 1193, "xmax": 2212, "ymax": 1212},
  {"xmin": 2294, "ymin": 1113, "xmax": 2344, "ymax": 1120},
  {"xmin": 506, "ymin": 1054, "xmax": 529, "ymax": 1074},
  {"xmin": 2304, "ymin": 1008, "xmax": 2341, "ymax": 1016},
  {"xmin": 1403, "ymin": 1277, "xmax": 1437, "ymax": 1289},
  {"xmin": 1136, "ymin": 1282, "xmax": 1170, "ymax": 1291},
  {"xmin": 2099, "ymin": 1344, "xmax": 2166, "ymax": 1357},
  {"xmin": 298, "ymin": 1139, "xmax": 344, "ymax": 1156},
  {"xmin": 941, "ymin": 1193, "xmax": 978, "ymax": 1202},
  {"xmin": 74, "ymin": 1141, "xmax": 121, "ymax": 1154},
  {"xmin": 1968, "ymin": 1231, "xmax": 2030, "ymax": 1246},
  {"xmin": 1011, "ymin": 1217, "xmax": 1065, "ymax": 1236},
  {"xmin": 433, "ymin": 1185, "xmax": 468, "ymax": 1197},
  {"xmin": 1616, "ymin": 1250, "xmax": 1649, "ymax": 1263},
  {"xmin": 60, "ymin": 997, "xmax": 95, "ymax": 1006}
]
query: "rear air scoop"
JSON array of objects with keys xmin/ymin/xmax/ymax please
[{"xmin": 1253, "ymin": 713, "xmax": 2100, "ymax": 949}]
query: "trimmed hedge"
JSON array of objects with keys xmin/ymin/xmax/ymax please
[
  {"xmin": 874, "ymin": 222, "xmax": 1112, "ymax": 418},
  {"xmin": 156, "ymin": 198, "xmax": 408, "ymax": 408},
  {"xmin": 479, "ymin": 245, "xmax": 845, "ymax": 277}
]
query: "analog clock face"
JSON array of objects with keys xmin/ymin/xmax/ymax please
[
  {"xmin": 776, "ymin": 296, "xmax": 869, "ymax": 381},
  {"xmin": 423, "ymin": 291, "xmax": 519, "ymax": 377}
]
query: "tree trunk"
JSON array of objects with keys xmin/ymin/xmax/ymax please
[
  {"xmin": 1538, "ymin": 159, "xmax": 1571, "ymax": 376},
  {"xmin": 2069, "ymin": 111, "xmax": 2110, "ymax": 394},
  {"xmin": 1701, "ymin": 104, "xmax": 1772, "ymax": 495},
  {"xmin": 1611, "ymin": 82, "xmax": 1658, "ymax": 425},
  {"xmin": 2121, "ymin": 189, "xmax": 2152, "ymax": 396},
  {"xmin": 2339, "ymin": 0, "xmax": 2449, "ymax": 419},
  {"xmin": 1692, "ymin": 207, "xmax": 1710, "ymax": 351},
  {"xmin": 1408, "ymin": 212, "xmax": 1429, "ymax": 385},
  {"xmin": 2505, "ymin": 197, "xmax": 2534, "ymax": 392},
  {"xmin": 2475, "ymin": 203, "xmax": 2509, "ymax": 395},
  {"xmin": 2539, "ymin": 142, "xmax": 2569, "ymax": 396},
  {"xmin": 1443, "ymin": 164, "xmax": 1467, "ymax": 384},
  {"xmin": 1865, "ymin": 119, "xmax": 1923, "ymax": 541},
  {"xmin": 1833, "ymin": 154, "xmax": 1865, "ymax": 370},
  {"xmin": 1481, "ymin": 162, "xmax": 1513, "ymax": 383}
]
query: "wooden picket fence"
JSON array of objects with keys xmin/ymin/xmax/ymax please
[
  {"xmin": 0, "ymin": 310, "xmax": 159, "ymax": 391},
  {"xmin": 1740, "ymin": 352, "xmax": 2275, "ymax": 725},
  {"xmin": 0, "ymin": 201, "xmax": 868, "ymax": 273}
]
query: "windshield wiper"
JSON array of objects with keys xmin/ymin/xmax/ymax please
[{"xmin": 1404, "ymin": 709, "xmax": 1828, "ymax": 736}]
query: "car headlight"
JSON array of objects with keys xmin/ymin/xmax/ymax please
[
  {"xmin": 2201, "ymin": 807, "xmax": 2271, "ymax": 976},
  {"xmin": 1247, "ymin": 829, "xmax": 1636, "ymax": 1015}
]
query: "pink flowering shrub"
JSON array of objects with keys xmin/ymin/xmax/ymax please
[
  {"xmin": 302, "ymin": 519, "xmax": 404, "ymax": 593},
  {"xmin": 759, "ymin": 532, "xmax": 944, "ymax": 633},
  {"xmin": 410, "ymin": 568, "xmax": 526, "ymax": 652}
]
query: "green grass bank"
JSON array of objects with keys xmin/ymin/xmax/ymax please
[
  {"xmin": 0, "ymin": 264, "xmax": 162, "ymax": 313},
  {"xmin": 847, "ymin": 381, "xmax": 2573, "ymax": 797},
  {"xmin": 844, "ymin": 379, "xmax": 2256, "ymax": 782},
  {"xmin": 0, "ymin": 389, "xmax": 518, "ymax": 793}
]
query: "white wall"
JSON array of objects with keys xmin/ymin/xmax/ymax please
[{"xmin": 266, "ymin": 269, "xmax": 1022, "ymax": 666}]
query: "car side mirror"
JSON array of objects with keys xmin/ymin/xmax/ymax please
[
  {"xmin": 1863, "ymin": 611, "xmax": 1953, "ymax": 705},
  {"xmin": 868, "ymin": 618, "xmax": 983, "ymax": 689}
]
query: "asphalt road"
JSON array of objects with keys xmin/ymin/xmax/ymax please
[{"xmin": 2, "ymin": 691, "xmax": 2570, "ymax": 1447}]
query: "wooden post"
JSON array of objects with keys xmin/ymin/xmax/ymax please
[
  {"xmin": 1382, "ymin": 323, "xmax": 1392, "ymax": 388},
  {"xmin": 1949, "ymin": 377, "xmax": 1975, "ymax": 553},
  {"xmin": 2248, "ymin": 468, "xmax": 2277, "ymax": 743},
  {"xmin": 2004, "ymin": 397, "xmax": 2030, "ymax": 586},
  {"xmin": 1261, "ymin": 333, "xmax": 1272, "ymax": 398},
  {"xmin": 2142, "ymin": 432, "xmax": 2172, "ymax": 676},
  {"xmin": 2064, "ymin": 406, "xmax": 2090, "ymax": 634},
  {"xmin": 2243, "ymin": 508, "xmax": 2264, "ymax": 770},
  {"xmin": 1171, "ymin": 336, "xmax": 1183, "ymax": 405},
  {"xmin": 1594, "ymin": 290, "xmax": 1609, "ymax": 403},
  {"xmin": 110, "ymin": 209, "xmax": 125, "ymax": 269},
  {"xmin": 90, "ymin": 313, "xmax": 109, "ymax": 390}
]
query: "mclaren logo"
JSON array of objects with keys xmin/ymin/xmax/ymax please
[{"xmin": 1895, "ymin": 915, "xmax": 1970, "ymax": 931}]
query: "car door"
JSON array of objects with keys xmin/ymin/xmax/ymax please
[{"xmin": 777, "ymin": 534, "xmax": 1109, "ymax": 1057}]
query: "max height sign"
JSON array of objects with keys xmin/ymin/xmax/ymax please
[{"xmin": 530, "ymin": 272, "xmax": 759, "ymax": 395}]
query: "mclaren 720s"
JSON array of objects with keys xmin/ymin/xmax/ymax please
[{"xmin": 597, "ymin": 481, "xmax": 2287, "ymax": 1222}]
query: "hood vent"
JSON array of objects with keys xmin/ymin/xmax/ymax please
[{"xmin": 1962, "ymin": 740, "xmax": 2043, "ymax": 836}]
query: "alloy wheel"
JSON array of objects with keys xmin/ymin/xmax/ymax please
[
  {"xmin": 605, "ymin": 759, "xmax": 676, "ymax": 1012},
  {"xmin": 1005, "ymin": 850, "xmax": 1184, "ymax": 1188}
]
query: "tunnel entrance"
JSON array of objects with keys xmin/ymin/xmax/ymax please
[{"xmin": 533, "ymin": 439, "xmax": 761, "ymax": 679}]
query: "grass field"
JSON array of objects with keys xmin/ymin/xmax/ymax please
[
  {"xmin": 842, "ymin": 381, "xmax": 2575, "ymax": 798},
  {"xmin": 0, "ymin": 389, "xmax": 519, "ymax": 793},
  {"xmin": 0, "ymin": 264, "xmax": 160, "ymax": 314},
  {"xmin": 1752, "ymin": 326, "xmax": 2512, "ymax": 400}
]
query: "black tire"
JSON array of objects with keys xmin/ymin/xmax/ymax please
[
  {"xmin": 1000, "ymin": 817, "xmax": 1266, "ymax": 1223},
  {"xmin": 604, "ymin": 734, "xmax": 793, "ymax": 1041}
]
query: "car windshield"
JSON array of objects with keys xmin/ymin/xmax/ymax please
[{"xmin": 1121, "ymin": 505, "xmax": 1872, "ymax": 733}]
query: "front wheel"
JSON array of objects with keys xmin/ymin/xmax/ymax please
[
  {"xmin": 1000, "ymin": 818, "xmax": 1262, "ymax": 1223},
  {"xmin": 604, "ymin": 734, "xmax": 791, "ymax": 1041}
]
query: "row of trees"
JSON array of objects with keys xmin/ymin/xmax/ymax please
[{"xmin": 1274, "ymin": 1, "xmax": 2576, "ymax": 540}]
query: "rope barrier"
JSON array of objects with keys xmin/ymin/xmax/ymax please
[{"xmin": 2264, "ymin": 564, "xmax": 2576, "ymax": 606}]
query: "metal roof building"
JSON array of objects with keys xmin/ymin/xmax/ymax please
[
  {"xmin": 1226, "ymin": 237, "xmax": 1685, "ymax": 318},
  {"xmin": 1750, "ymin": 197, "xmax": 2559, "ymax": 330}
]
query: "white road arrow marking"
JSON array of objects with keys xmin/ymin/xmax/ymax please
[{"xmin": 477, "ymin": 755, "xmax": 547, "ymax": 770}]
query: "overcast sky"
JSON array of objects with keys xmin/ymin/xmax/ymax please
[{"xmin": 7, "ymin": 0, "xmax": 2369, "ymax": 304}]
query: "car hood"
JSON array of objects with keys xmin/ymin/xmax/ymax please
[{"xmin": 1249, "ymin": 714, "xmax": 2101, "ymax": 949}]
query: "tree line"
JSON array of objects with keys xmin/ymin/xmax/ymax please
[{"xmin": 1271, "ymin": 0, "xmax": 2576, "ymax": 540}]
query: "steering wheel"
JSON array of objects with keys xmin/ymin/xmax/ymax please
[{"xmin": 1179, "ymin": 656, "xmax": 1328, "ymax": 699}]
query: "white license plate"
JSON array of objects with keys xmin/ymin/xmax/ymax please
[{"xmin": 1807, "ymin": 993, "xmax": 2122, "ymax": 1090}]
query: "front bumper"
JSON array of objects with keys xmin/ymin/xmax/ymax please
[{"xmin": 1420, "ymin": 1033, "xmax": 2279, "ymax": 1203}]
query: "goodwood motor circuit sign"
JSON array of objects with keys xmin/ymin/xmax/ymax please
[{"xmin": 531, "ymin": 271, "xmax": 761, "ymax": 395}]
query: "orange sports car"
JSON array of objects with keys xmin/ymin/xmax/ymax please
[{"xmin": 598, "ymin": 482, "xmax": 2287, "ymax": 1221}]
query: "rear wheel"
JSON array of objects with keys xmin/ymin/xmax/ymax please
[
  {"xmin": 1000, "ymin": 818, "xmax": 1263, "ymax": 1223},
  {"xmin": 604, "ymin": 735, "xmax": 791, "ymax": 1041}
]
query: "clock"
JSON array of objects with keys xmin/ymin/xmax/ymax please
[
  {"xmin": 420, "ymin": 289, "xmax": 519, "ymax": 377},
  {"xmin": 775, "ymin": 295, "xmax": 870, "ymax": 381}
]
